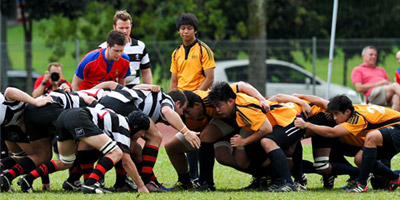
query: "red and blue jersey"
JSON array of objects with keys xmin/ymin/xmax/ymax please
[
  {"xmin": 75, "ymin": 48, "xmax": 131, "ymax": 90},
  {"xmin": 396, "ymin": 69, "xmax": 400, "ymax": 84}
]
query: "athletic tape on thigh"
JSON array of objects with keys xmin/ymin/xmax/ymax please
[
  {"xmin": 60, "ymin": 154, "xmax": 76, "ymax": 164},
  {"xmin": 313, "ymin": 156, "xmax": 330, "ymax": 170},
  {"xmin": 100, "ymin": 140, "xmax": 118, "ymax": 155},
  {"xmin": 12, "ymin": 151, "xmax": 27, "ymax": 159},
  {"xmin": 214, "ymin": 141, "xmax": 233, "ymax": 154}
]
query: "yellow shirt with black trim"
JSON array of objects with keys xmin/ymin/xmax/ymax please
[
  {"xmin": 185, "ymin": 84, "xmax": 240, "ymax": 131},
  {"xmin": 278, "ymin": 99, "xmax": 325, "ymax": 117},
  {"xmin": 170, "ymin": 39, "xmax": 216, "ymax": 91},
  {"xmin": 235, "ymin": 93, "xmax": 298, "ymax": 133},
  {"xmin": 339, "ymin": 104, "xmax": 400, "ymax": 147}
]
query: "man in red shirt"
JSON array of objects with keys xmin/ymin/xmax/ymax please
[
  {"xmin": 32, "ymin": 62, "xmax": 71, "ymax": 98},
  {"xmin": 351, "ymin": 46, "xmax": 400, "ymax": 111},
  {"xmin": 71, "ymin": 30, "xmax": 131, "ymax": 91}
]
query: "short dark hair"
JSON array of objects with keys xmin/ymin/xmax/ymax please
[
  {"xmin": 107, "ymin": 30, "xmax": 126, "ymax": 48},
  {"xmin": 327, "ymin": 95, "xmax": 354, "ymax": 114},
  {"xmin": 183, "ymin": 90, "xmax": 202, "ymax": 108},
  {"xmin": 47, "ymin": 62, "xmax": 63, "ymax": 71},
  {"xmin": 208, "ymin": 81, "xmax": 236, "ymax": 104},
  {"xmin": 127, "ymin": 110, "xmax": 150, "ymax": 136},
  {"xmin": 168, "ymin": 89, "xmax": 187, "ymax": 106},
  {"xmin": 176, "ymin": 12, "xmax": 199, "ymax": 31}
]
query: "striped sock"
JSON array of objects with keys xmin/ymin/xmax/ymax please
[
  {"xmin": 25, "ymin": 160, "xmax": 58, "ymax": 183},
  {"xmin": 114, "ymin": 161, "xmax": 127, "ymax": 187},
  {"xmin": 85, "ymin": 156, "xmax": 115, "ymax": 186},
  {"xmin": 4, "ymin": 157, "xmax": 36, "ymax": 181},
  {"xmin": 141, "ymin": 145, "xmax": 159, "ymax": 184}
]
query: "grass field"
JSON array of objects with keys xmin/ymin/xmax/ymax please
[{"xmin": 1, "ymin": 145, "xmax": 400, "ymax": 200}]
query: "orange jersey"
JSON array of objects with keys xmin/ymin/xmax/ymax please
[
  {"xmin": 339, "ymin": 104, "xmax": 400, "ymax": 147},
  {"xmin": 278, "ymin": 99, "xmax": 325, "ymax": 117}
]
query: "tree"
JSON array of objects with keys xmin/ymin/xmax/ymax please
[
  {"xmin": 248, "ymin": 0, "xmax": 267, "ymax": 95},
  {"xmin": 12, "ymin": 0, "xmax": 89, "ymax": 92},
  {"xmin": 0, "ymin": 0, "xmax": 16, "ymax": 91}
]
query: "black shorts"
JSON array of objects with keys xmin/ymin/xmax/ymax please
[
  {"xmin": 377, "ymin": 125, "xmax": 400, "ymax": 160},
  {"xmin": 56, "ymin": 108, "xmax": 103, "ymax": 141},
  {"xmin": 309, "ymin": 112, "xmax": 336, "ymax": 127},
  {"xmin": 24, "ymin": 103, "xmax": 64, "ymax": 141},
  {"xmin": 263, "ymin": 115, "xmax": 307, "ymax": 150},
  {"xmin": 1, "ymin": 125, "xmax": 29, "ymax": 143},
  {"xmin": 245, "ymin": 140, "xmax": 269, "ymax": 167},
  {"xmin": 330, "ymin": 139, "xmax": 361, "ymax": 162}
]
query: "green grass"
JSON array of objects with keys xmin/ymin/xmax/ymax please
[{"xmin": 1, "ymin": 145, "xmax": 400, "ymax": 199}]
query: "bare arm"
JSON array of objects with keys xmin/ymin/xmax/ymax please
[
  {"xmin": 133, "ymin": 84, "xmax": 161, "ymax": 92},
  {"xmin": 292, "ymin": 93, "xmax": 329, "ymax": 110},
  {"xmin": 5, "ymin": 87, "xmax": 53, "ymax": 107},
  {"xmin": 92, "ymin": 81, "xmax": 119, "ymax": 90},
  {"xmin": 169, "ymin": 73, "xmax": 178, "ymax": 91},
  {"xmin": 141, "ymin": 68, "xmax": 153, "ymax": 84},
  {"xmin": 268, "ymin": 93, "xmax": 311, "ymax": 117},
  {"xmin": 230, "ymin": 119, "xmax": 272, "ymax": 147},
  {"xmin": 161, "ymin": 106, "xmax": 200, "ymax": 149},
  {"xmin": 198, "ymin": 68, "xmax": 214, "ymax": 90},
  {"xmin": 294, "ymin": 117, "xmax": 350, "ymax": 138},
  {"xmin": 354, "ymin": 81, "xmax": 390, "ymax": 93},
  {"xmin": 121, "ymin": 152, "xmax": 149, "ymax": 193},
  {"xmin": 236, "ymin": 81, "xmax": 269, "ymax": 112},
  {"xmin": 71, "ymin": 75, "xmax": 83, "ymax": 91},
  {"xmin": 117, "ymin": 78, "xmax": 126, "ymax": 86},
  {"xmin": 32, "ymin": 71, "xmax": 51, "ymax": 97}
]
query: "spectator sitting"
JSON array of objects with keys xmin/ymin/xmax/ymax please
[{"xmin": 351, "ymin": 46, "xmax": 400, "ymax": 111}]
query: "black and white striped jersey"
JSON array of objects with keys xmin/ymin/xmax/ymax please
[
  {"xmin": 99, "ymin": 38, "xmax": 151, "ymax": 86},
  {"xmin": 48, "ymin": 89, "xmax": 84, "ymax": 109},
  {"xmin": 0, "ymin": 92, "xmax": 26, "ymax": 127},
  {"xmin": 75, "ymin": 88, "xmax": 108, "ymax": 100},
  {"xmin": 86, "ymin": 106, "xmax": 131, "ymax": 153},
  {"xmin": 100, "ymin": 88, "xmax": 175, "ymax": 123}
]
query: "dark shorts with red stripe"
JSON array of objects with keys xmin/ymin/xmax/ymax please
[{"xmin": 56, "ymin": 108, "xmax": 104, "ymax": 141}]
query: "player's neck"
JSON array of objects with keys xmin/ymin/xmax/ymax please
[{"xmin": 182, "ymin": 37, "xmax": 196, "ymax": 47}]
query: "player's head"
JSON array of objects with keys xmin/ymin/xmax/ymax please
[
  {"xmin": 327, "ymin": 95, "xmax": 354, "ymax": 124},
  {"xmin": 106, "ymin": 30, "xmax": 126, "ymax": 61},
  {"xmin": 183, "ymin": 90, "xmax": 203, "ymax": 120},
  {"xmin": 107, "ymin": 30, "xmax": 126, "ymax": 48},
  {"xmin": 176, "ymin": 12, "xmax": 199, "ymax": 31},
  {"xmin": 208, "ymin": 81, "xmax": 236, "ymax": 118},
  {"xmin": 127, "ymin": 110, "xmax": 150, "ymax": 138},
  {"xmin": 113, "ymin": 10, "xmax": 132, "ymax": 41},
  {"xmin": 168, "ymin": 89, "xmax": 188, "ymax": 116}
]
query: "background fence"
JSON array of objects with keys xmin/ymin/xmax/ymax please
[{"xmin": 1, "ymin": 38, "xmax": 400, "ymax": 94}]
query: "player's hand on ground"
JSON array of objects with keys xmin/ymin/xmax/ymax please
[
  {"xmin": 230, "ymin": 134, "xmax": 245, "ymax": 147},
  {"xmin": 34, "ymin": 95, "xmax": 53, "ymax": 107},
  {"xmin": 294, "ymin": 117, "xmax": 307, "ymax": 129},
  {"xmin": 137, "ymin": 185, "xmax": 149, "ymax": 193},
  {"xmin": 42, "ymin": 183, "xmax": 51, "ymax": 191},
  {"xmin": 185, "ymin": 131, "xmax": 201, "ymax": 149}
]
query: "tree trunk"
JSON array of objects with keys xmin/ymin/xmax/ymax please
[
  {"xmin": 0, "ymin": 11, "xmax": 11, "ymax": 91},
  {"xmin": 19, "ymin": 1, "xmax": 33, "ymax": 93},
  {"xmin": 248, "ymin": 0, "xmax": 267, "ymax": 96}
]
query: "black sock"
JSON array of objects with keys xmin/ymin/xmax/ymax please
[
  {"xmin": 331, "ymin": 162, "xmax": 360, "ymax": 179},
  {"xmin": 292, "ymin": 142, "xmax": 304, "ymax": 183},
  {"xmin": 372, "ymin": 160, "xmax": 398, "ymax": 180},
  {"xmin": 114, "ymin": 161, "xmax": 127, "ymax": 187},
  {"xmin": 268, "ymin": 149, "xmax": 293, "ymax": 184},
  {"xmin": 302, "ymin": 160, "xmax": 316, "ymax": 173},
  {"xmin": 4, "ymin": 157, "xmax": 36, "ymax": 181},
  {"xmin": 141, "ymin": 145, "xmax": 159, "ymax": 184},
  {"xmin": 0, "ymin": 157, "xmax": 17, "ymax": 170},
  {"xmin": 178, "ymin": 172, "xmax": 191, "ymax": 184},
  {"xmin": 85, "ymin": 156, "xmax": 114, "ymax": 186},
  {"xmin": 358, "ymin": 147, "xmax": 377, "ymax": 185},
  {"xmin": 199, "ymin": 142, "xmax": 215, "ymax": 185},
  {"xmin": 66, "ymin": 160, "xmax": 82, "ymax": 183},
  {"xmin": 41, "ymin": 174, "xmax": 50, "ymax": 184},
  {"xmin": 77, "ymin": 150, "xmax": 99, "ymax": 182},
  {"xmin": 25, "ymin": 160, "xmax": 57, "ymax": 184}
]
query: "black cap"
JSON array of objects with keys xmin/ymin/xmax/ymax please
[{"xmin": 127, "ymin": 111, "xmax": 150, "ymax": 136}]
